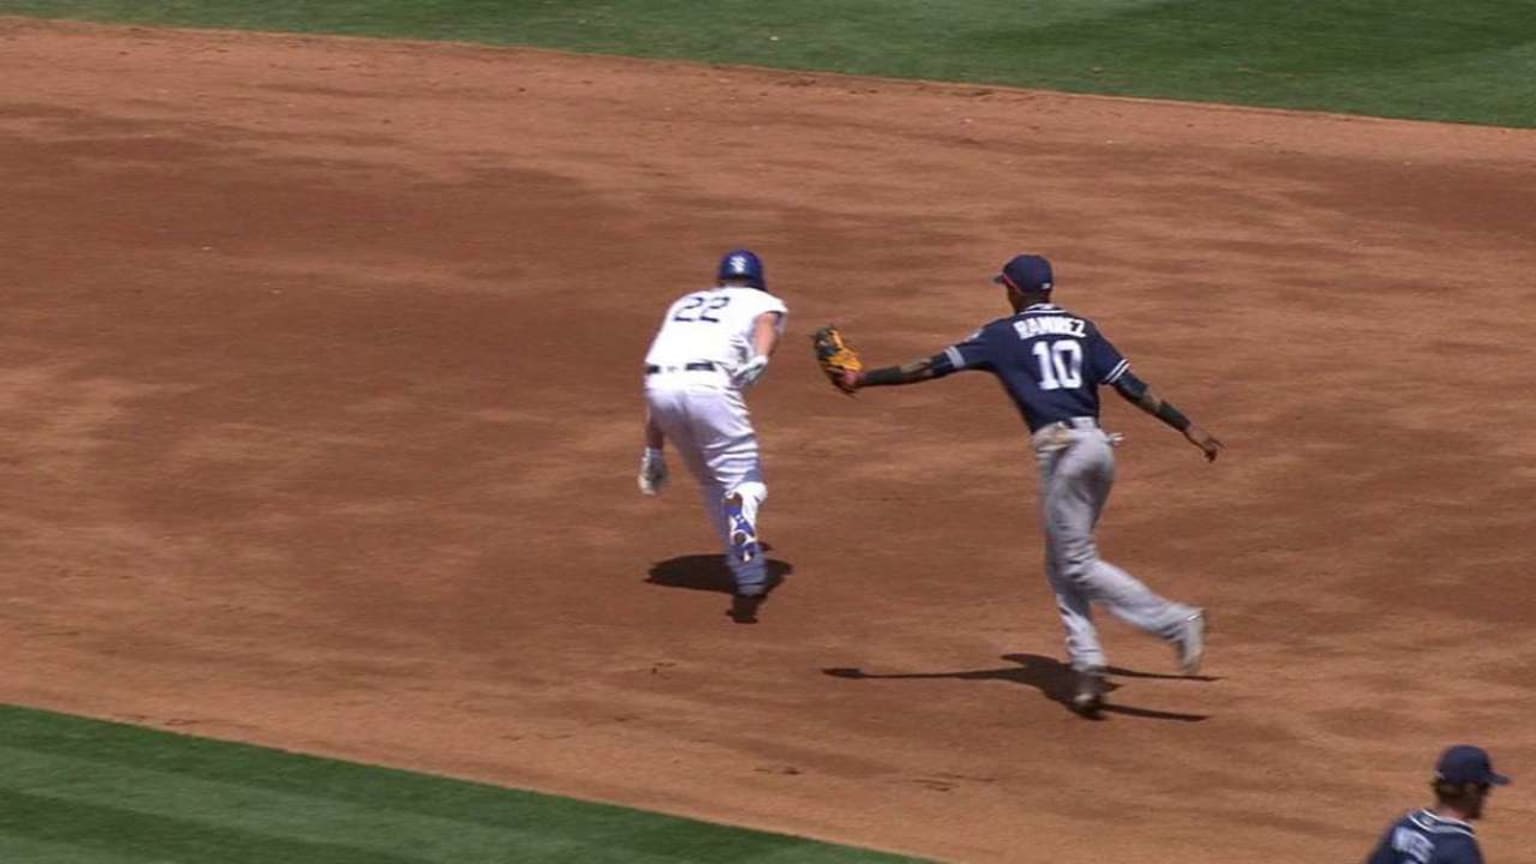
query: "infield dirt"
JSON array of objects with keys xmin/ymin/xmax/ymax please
[{"xmin": 2, "ymin": 18, "xmax": 1535, "ymax": 862}]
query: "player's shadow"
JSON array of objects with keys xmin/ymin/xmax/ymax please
[
  {"xmin": 645, "ymin": 550, "xmax": 794, "ymax": 595},
  {"xmin": 822, "ymin": 652, "xmax": 1213, "ymax": 722}
]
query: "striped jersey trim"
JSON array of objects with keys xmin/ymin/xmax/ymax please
[
  {"xmin": 1102, "ymin": 359, "xmax": 1130, "ymax": 384},
  {"xmin": 944, "ymin": 346, "xmax": 967, "ymax": 370},
  {"xmin": 1407, "ymin": 810, "xmax": 1476, "ymax": 838}
]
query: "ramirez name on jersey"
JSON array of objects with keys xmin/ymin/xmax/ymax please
[{"xmin": 1012, "ymin": 316, "xmax": 1087, "ymax": 339}]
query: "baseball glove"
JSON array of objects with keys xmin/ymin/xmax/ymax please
[{"xmin": 812, "ymin": 325, "xmax": 863, "ymax": 394}]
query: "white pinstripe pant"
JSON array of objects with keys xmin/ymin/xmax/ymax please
[{"xmin": 645, "ymin": 374, "xmax": 769, "ymax": 593}]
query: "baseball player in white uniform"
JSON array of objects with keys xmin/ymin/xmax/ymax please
[{"xmin": 639, "ymin": 249, "xmax": 788, "ymax": 623}]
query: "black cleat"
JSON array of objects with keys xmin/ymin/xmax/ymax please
[
  {"xmin": 1071, "ymin": 667, "xmax": 1107, "ymax": 717},
  {"xmin": 729, "ymin": 593, "xmax": 764, "ymax": 624}
]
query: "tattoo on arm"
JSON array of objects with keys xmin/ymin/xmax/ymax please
[
  {"xmin": 1137, "ymin": 386, "xmax": 1191, "ymax": 432},
  {"xmin": 1112, "ymin": 373, "xmax": 1191, "ymax": 432},
  {"xmin": 862, "ymin": 357, "xmax": 939, "ymax": 387}
]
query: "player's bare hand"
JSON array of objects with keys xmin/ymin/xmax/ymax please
[
  {"xmin": 1184, "ymin": 425, "xmax": 1223, "ymax": 462},
  {"xmin": 834, "ymin": 369, "xmax": 862, "ymax": 395}
]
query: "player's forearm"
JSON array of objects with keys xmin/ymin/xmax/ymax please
[
  {"xmin": 751, "ymin": 312, "xmax": 782, "ymax": 358},
  {"xmin": 1141, "ymin": 389, "xmax": 1193, "ymax": 432},
  {"xmin": 1113, "ymin": 375, "xmax": 1192, "ymax": 432},
  {"xmin": 855, "ymin": 357, "xmax": 940, "ymax": 388},
  {"xmin": 1115, "ymin": 373, "xmax": 1223, "ymax": 461}
]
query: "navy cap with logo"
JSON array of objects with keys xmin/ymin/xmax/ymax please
[
  {"xmin": 993, "ymin": 254, "xmax": 1054, "ymax": 292},
  {"xmin": 1436, "ymin": 745, "xmax": 1511, "ymax": 786}
]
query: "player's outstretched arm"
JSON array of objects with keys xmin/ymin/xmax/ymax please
[
  {"xmin": 812, "ymin": 325, "xmax": 958, "ymax": 395},
  {"xmin": 846, "ymin": 357, "xmax": 943, "ymax": 390},
  {"xmin": 1112, "ymin": 372, "xmax": 1223, "ymax": 462}
]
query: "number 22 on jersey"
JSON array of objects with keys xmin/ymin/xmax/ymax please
[
  {"xmin": 673, "ymin": 294, "xmax": 731, "ymax": 323},
  {"xmin": 1031, "ymin": 340, "xmax": 1083, "ymax": 390}
]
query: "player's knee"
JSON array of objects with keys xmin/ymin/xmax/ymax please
[
  {"xmin": 728, "ymin": 481, "xmax": 767, "ymax": 509},
  {"xmin": 1057, "ymin": 553, "xmax": 1096, "ymax": 586},
  {"xmin": 720, "ymin": 482, "xmax": 766, "ymax": 531}
]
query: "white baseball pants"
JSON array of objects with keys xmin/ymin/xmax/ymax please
[{"xmin": 645, "ymin": 372, "xmax": 769, "ymax": 592}]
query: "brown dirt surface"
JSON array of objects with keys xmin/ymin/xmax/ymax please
[{"xmin": 3, "ymin": 17, "xmax": 1535, "ymax": 862}]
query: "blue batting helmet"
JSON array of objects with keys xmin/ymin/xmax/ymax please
[{"xmin": 717, "ymin": 249, "xmax": 766, "ymax": 290}]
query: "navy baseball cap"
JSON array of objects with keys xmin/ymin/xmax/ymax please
[
  {"xmin": 1436, "ymin": 745, "xmax": 1511, "ymax": 786},
  {"xmin": 994, "ymin": 254, "xmax": 1054, "ymax": 292}
]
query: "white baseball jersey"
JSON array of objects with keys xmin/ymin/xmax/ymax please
[
  {"xmin": 643, "ymin": 284, "xmax": 787, "ymax": 596},
  {"xmin": 644, "ymin": 286, "xmax": 788, "ymax": 372}
]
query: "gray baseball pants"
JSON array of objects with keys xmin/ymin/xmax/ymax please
[{"xmin": 1033, "ymin": 418, "xmax": 1196, "ymax": 672}]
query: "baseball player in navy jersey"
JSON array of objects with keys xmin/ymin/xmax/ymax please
[
  {"xmin": 639, "ymin": 249, "xmax": 788, "ymax": 623},
  {"xmin": 1365, "ymin": 745, "xmax": 1509, "ymax": 864},
  {"xmin": 826, "ymin": 254, "xmax": 1222, "ymax": 715}
]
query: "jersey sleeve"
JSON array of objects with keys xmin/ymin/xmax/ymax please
[
  {"xmin": 755, "ymin": 293, "xmax": 789, "ymax": 335},
  {"xmin": 1086, "ymin": 324, "xmax": 1130, "ymax": 384},
  {"xmin": 934, "ymin": 328, "xmax": 992, "ymax": 377},
  {"xmin": 757, "ymin": 292, "xmax": 788, "ymax": 317}
]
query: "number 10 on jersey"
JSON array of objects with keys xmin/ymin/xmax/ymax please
[{"xmin": 1032, "ymin": 340, "xmax": 1083, "ymax": 390}]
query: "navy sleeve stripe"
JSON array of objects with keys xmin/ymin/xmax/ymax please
[
  {"xmin": 944, "ymin": 345, "xmax": 967, "ymax": 370},
  {"xmin": 1102, "ymin": 358, "xmax": 1130, "ymax": 384}
]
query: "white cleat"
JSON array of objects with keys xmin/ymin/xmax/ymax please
[{"xmin": 1174, "ymin": 610, "xmax": 1207, "ymax": 676}]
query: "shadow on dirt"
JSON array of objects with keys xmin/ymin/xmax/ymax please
[
  {"xmin": 645, "ymin": 553, "xmax": 794, "ymax": 594},
  {"xmin": 822, "ymin": 652, "xmax": 1213, "ymax": 722}
]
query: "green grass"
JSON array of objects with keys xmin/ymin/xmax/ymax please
[
  {"xmin": 0, "ymin": 705, "xmax": 924, "ymax": 863},
  {"xmin": 4, "ymin": 0, "xmax": 1536, "ymax": 125}
]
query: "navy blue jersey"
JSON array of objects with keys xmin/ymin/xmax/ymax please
[
  {"xmin": 933, "ymin": 303, "xmax": 1130, "ymax": 432},
  {"xmin": 1365, "ymin": 810, "xmax": 1483, "ymax": 864}
]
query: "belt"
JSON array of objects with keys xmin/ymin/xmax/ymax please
[
  {"xmin": 1032, "ymin": 416, "xmax": 1122, "ymax": 452},
  {"xmin": 645, "ymin": 361, "xmax": 718, "ymax": 375},
  {"xmin": 1040, "ymin": 416, "xmax": 1098, "ymax": 432}
]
